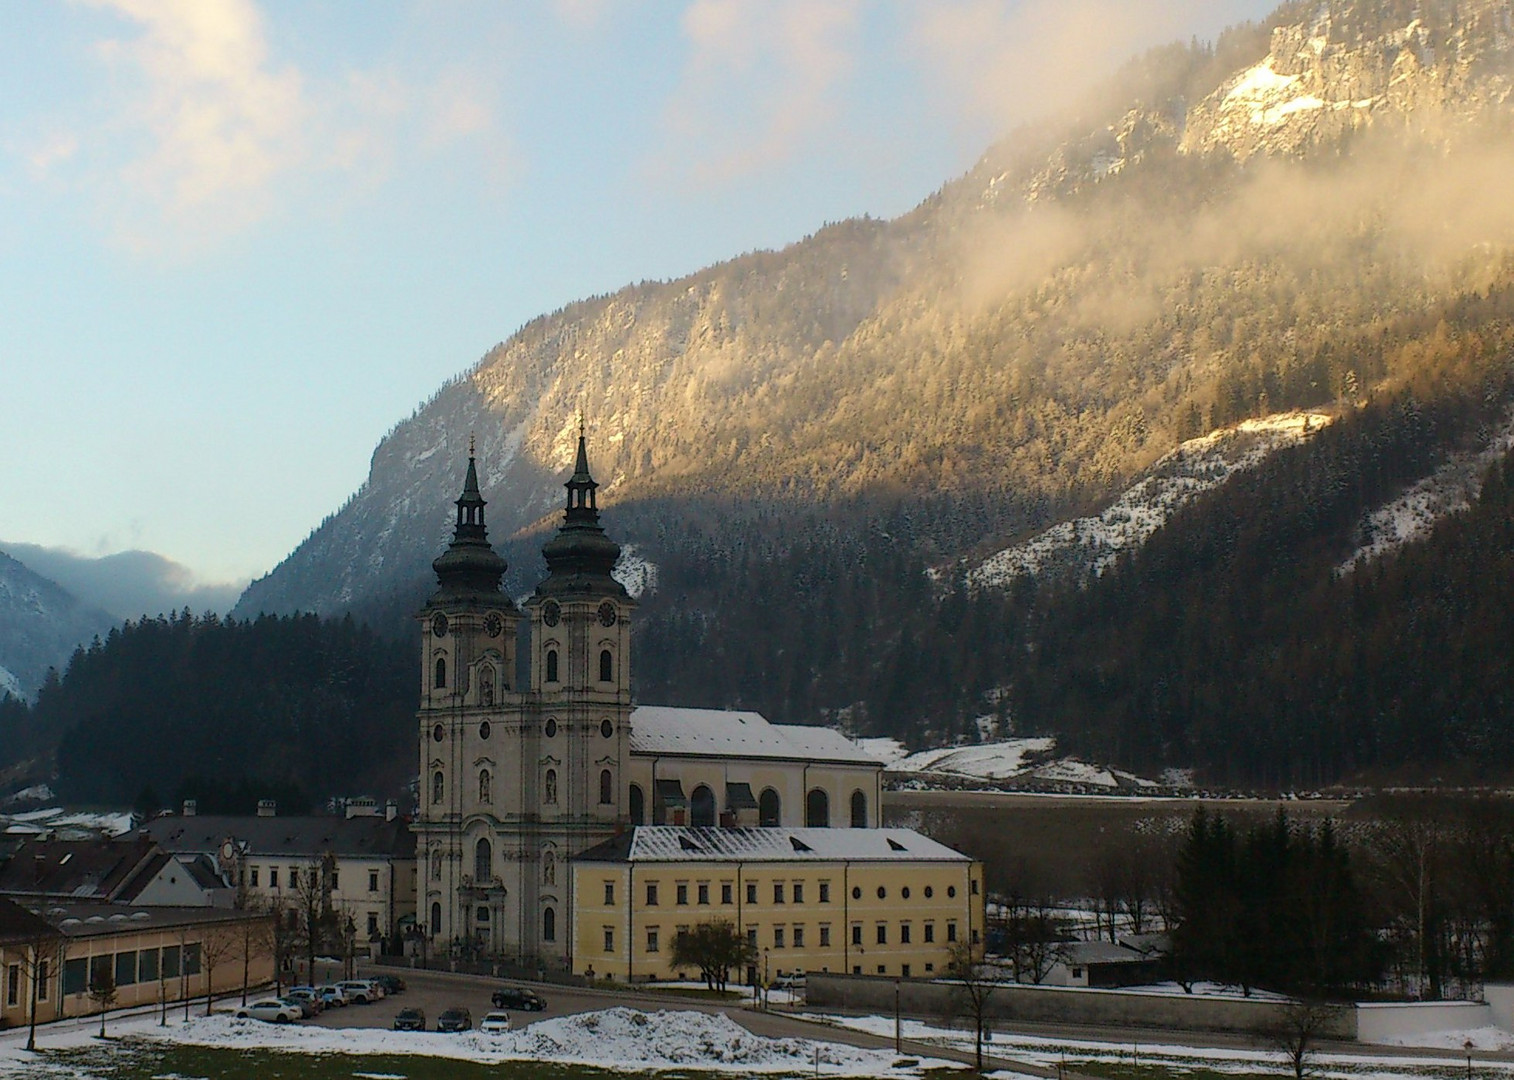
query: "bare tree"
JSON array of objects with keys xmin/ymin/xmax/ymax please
[
  {"xmin": 197, "ymin": 922, "xmax": 242, "ymax": 1016},
  {"xmin": 291, "ymin": 858, "xmax": 335, "ymax": 985},
  {"xmin": 87, "ymin": 965, "xmax": 117, "ymax": 1039},
  {"xmin": 16, "ymin": 934, "xmax": 61, "ymax": 1052},
  {"xmin": 947, "ymin": 940, "xmax": 1000, "ymax": 1073},
  {"xmin": 235, "ymin": 913, "xmax": 276, "ymax": 1005},
  {"xmin": 1267, "ymin": 997, "xmax": 1345, "ymax": 1080},
  {"xmin": 1364, "ymin": 803, "xmax": 1449, "ymax": 998}
]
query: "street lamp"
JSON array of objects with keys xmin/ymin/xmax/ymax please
[
  {"xmin": 894, "ymin": 978, "xmax": 902, "ymax": 1053},
  {"xmin": 763, "ymin": 948, "xmax": 770, "ymax": 1010}
]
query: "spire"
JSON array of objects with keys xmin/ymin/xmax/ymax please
[
  {"xmin": 536, "ymin": 427, "xmax": 625, "ymax": 598},
  {"xmin": 431, "ymin": 443, "xmax": 508, "ymax": 601}
]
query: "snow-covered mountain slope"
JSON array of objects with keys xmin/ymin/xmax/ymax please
[
  {"xmin": 970, "ymin": 412, "xmax": 1332, "ymax": 588},
  {"xmin": 0, "ymin": 551, "xmax": 117, "ymax": 699},
  {"xmin": 861, "ymin": 735, "xmax": 1158, "ymax": 790},
  {"xmin": 0, "ymin": 665, "xmax": 21, "ymax": 703}
]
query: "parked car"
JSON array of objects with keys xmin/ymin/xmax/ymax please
[
  {"xmin": 279, "ymin": 995, "xmax": 320, "ymax": 1019},
  {"xmin": 236, "ymin": 999, "xmax": 302, "ymax": 1023},
  {"xmin": 316, "ymin": 985, "xmax": 348, "ymax": 1008},
  {"xmin": 771, "ymin": 971, "xmax": 806, "ymax": 991},
  {"xmin": 374, "ymin": 974, "xmax": 406, "ymax": 995},
  {"xmin": 436, "ymin": 1006, "xmax": 472, "ymax": 1032},
  {"xmin": 285, "ymin": 987, "xmax": 324, "ymax": 1014},
  {"xmin": 337, "ymin": 979, "xmax": 382, "ymax": 1004},
  {"xmin": 479, "ymin": 1010, "xmax": 511, "ymax": 1034},
  {"xmin": 491, "ymin": 986, "xmax": 547, "ymax": 1011},
  {"xmin": 392, "ymin": 1007, "xmax": 427, "ymax": 1031}
]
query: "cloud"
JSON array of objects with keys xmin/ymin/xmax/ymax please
[
  {"xmin": 2, "ymin": 541, "xmax": 245, "ymax": 619},
  {"xmin": 658, "ymin": 0, "xmax": 862, "ymax": 186}
]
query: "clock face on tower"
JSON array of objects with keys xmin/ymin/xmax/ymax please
[
  {"xmin": 542, "ymin": 601, "xmax": 561, "ymax": 627},
  {"xmin": 431, "ymin": 612, "xmax": 449, "ymax": 638},
  {"xmin": 484, "ymin": 612, "xmax": 503, "ymax": 637},
  {"xmin": 598, "ymin": 601, "xmax": 617, "ymax": 627}
]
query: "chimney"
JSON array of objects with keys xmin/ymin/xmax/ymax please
[
  {"xmin": 257, "ymin": 799, "xmax": 277, "ymax": 818},
  {"xmin": 182, "ymin": 799, "xmax": 197, "ymax": 817},
  {"xmin": 384, "ymin": 799, "xmax": 398, "ymax": 822}
]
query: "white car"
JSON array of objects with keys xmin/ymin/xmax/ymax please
[
  {"xmin": 236, "ymin": 999, "xmax": 302, "ymax": 1023},
  {"xmin": 478, "ymin": 1010, "xmax": 511, "ymax": 1034},
  {"xmin": 337, "ymin": 979, "xmax": 382, "ymax": 1004}
]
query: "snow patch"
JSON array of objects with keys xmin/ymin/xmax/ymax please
[
  {"xmin": 0, "ymin": 665, "xmax": 20, "ymax": 703},
  {"xmin": 891, "ymin": 739, "xmax": 1056, "ymax": 781},
  {"xmin": 970, "ymin": 411, "xmax": 1331, "ymax": 587},
  {"xmin": 614, "ymin": 545, "xmax": 659, "ymax": 599},
  {"xmin": 854, "ymin": 737, "xmax": 910, "ymax": 765},
  {"xmin": 1, "ymin": 784, "xmax": 53, "ymax": 807},
  {"xmin": 0, "ymin": 807, "xmax": 134, "ymax": 837},
  {"xmin": 1224, "ymin": 60, "xmax": 1300, "ymax": 102}
]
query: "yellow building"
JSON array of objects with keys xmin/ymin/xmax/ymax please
[{"xmin": 572, "ymin": 826, "xmax": 984, "ymax": 984}]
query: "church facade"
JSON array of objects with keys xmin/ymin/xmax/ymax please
[{"xmin": 414, "ymin": 436, "xmax": 919, "ymax": 971}]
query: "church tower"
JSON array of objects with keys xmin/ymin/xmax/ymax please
[{"xmin": 414, "ymin": 442, "xmax": 522, "ymax": 957}]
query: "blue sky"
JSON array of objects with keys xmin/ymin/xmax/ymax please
[{"xmin": 1, "ymin": 0, "xmax": 1275, "ymax": 590}]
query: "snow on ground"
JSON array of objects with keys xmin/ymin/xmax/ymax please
[
  {"xmin": 970, "ymin": 411, "xmax": 1331, "ymax": 588},
  {"xmin": 614, "ymin": 544, "xmax": 659, "ymax": 599},
  {"xmin": 854, "ymin": 737, "xmax": 909, "ymax": 765},
  {"xmin": 0, "ymin": 785, "xmax": 53, "ymax": 807},
  {"xmin": 0, "ymin": 666, "xmax": 21, "ymax": 703},
  {"xmin": 1384, "ymin": 1026, "xmax": 1514, "ymax": 1051},
  {"xmin": 0, "ymin": 807, "xmax": 133, "ymax": 837},
  {"xmin": 891, "ymin": 740, "xmax": 1055, "ymax": 781},
  {"xmin": 1339, "ymin": 408, "xmax": 1514, "ymax": 573},
  {"xmin": 7, "ymin": 1007, "xmax": 949, "ymax": 1076}
]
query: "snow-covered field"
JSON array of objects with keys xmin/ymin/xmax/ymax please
[
  {"xmin": 867, "ymin": 736, "xmax": 1159, "ymax": 790},
  {"xmin": 0, "ymin": 1006, "xmax": 947, "ymax": 1077},
  {"xmin": 970, "ymin": 411, "xmax": 1332, "ymax": 588}
]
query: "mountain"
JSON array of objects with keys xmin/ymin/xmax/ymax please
[
  {"xmin": 233, "ymin": 0, "xmax": 1514, "ymax": 782},
  {"xmin": 0, "ymin": 543, "xmax": 244, "ymax": 622},
  {"xmin": 0, "ymin": 551, "xmax": 117, "ymax": 701}
]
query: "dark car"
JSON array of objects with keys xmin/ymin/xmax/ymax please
[
  {"xmin": 437, "ymin": 1006, "xmax": 472, "ymax": 1032},
  {"xmin": 392, "ymin": 1007, "xmax": 426, "ymax": 1031},
  {"xmin": 491, "ymin": 986, "xmax": 546, "ymax": 1011},
  {"xmin": 374, "ymin": 974, "xmax": 407, "ymax": 995}
]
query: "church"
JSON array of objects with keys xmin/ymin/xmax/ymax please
[{"xmin": 415, "ymin": 435, "xmax": 981, "ymax": 977}]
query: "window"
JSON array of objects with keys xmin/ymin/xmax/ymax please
[
  {"xmin": 477, "ymin": 906, "xmax": 490, "ymax": 923},
  {"xmin": 6, "ymin": 964, "xmax": 17, "ymax": 1007},
  {"xmin": 433, "ymin": 723, "xmax": 445, "ymax": 742},
  {"xmin": 431, "ymin": 902, "xmax": 442, "ymax": 935},
  {"xmin": 646, "ymin": 929, "xmax": 660, "ymax": 953},
  {"xmin": 972, "ymin": 928, "xmax": 981, "ymax": 944},
  {"xmin": 947, "ymin": 886, "xmax": 956, "ymax": 898},
  {"xmin": 805, "ymin": 788, "xmax": 829, "ymax": 828},
  {"xmin": 876, "ymin": 886, "xmax": 886, "ymax": 899},
  {"xmin": 479, "ymin": 720, "xmax": 491, "ymax": 740},
  {"xmin": 599, "ymin": 649, "xmax": 613, "ymax": 682},
  {"xmin": 852, "ymin": 965, "xmax": 861, "ymax": 975},
  {"xmin": 721, "ymin": 883, "xmax": 733, "ymax": 905},
  {"xmin": 603, "ymin": 928, "xmax": 614, "ymax": 952},
  {"xmin": 367, "ymin": 913, "xmax": 379, "ymax": 937},
  {"xmin": 629, "ymin": 784, "xmax": 645, "ymax": 825},
  {"xmin": 676, "ymin": 884, "xmax": 688, "ymax": 906},
  {"xmin": 774, "ymin": 927, "xmax": 785, "ymax": 948},
  {"xmin": 819, "ymin": 882, "xmax": 830, "ymax": 903},
  {"xmin": 901, "ymin": 924, "xmax": 912, "ymax": 944},
  {"xmin": 792, "ymin": 883, "xmax": 804, "ymax": 904},
  {"xmin": 599, "ymin": 769, "xmax": 613, "ymax": 804},
  {"xmin": 546, "ymin": 649, "xmax": 559, "ymax": 682},
  {"xmin": 924, "ymin": 923, "xmax": 935, "ymax": 943},
  {"xmin": 902, "ymin": 964, "xmax": 911, "ymax": 978},
  {"xmin": 435, "ymin": 656, "xmax": 447, "ymax": 689},
  {"xmin": 250, "ymin": 867, "xmax": 259, "ymax": 887},
  {"xmin": 758, "ymin": 788, "xmax": 780, "ymax": 827},
  {"xmin": 747, "ymin": 927, "xmax": 758, "ymax": 947},
  {"xmin": 819, "ymin": 926, "xmax": 831, "ymax": 947},
  {"xmin": 698, "ymin": 883, "xmax": 710, "ymax": 905},
  {"xmin": 479, "ymin": 769, "xmax": 492, "ymax": 804},
  {"xmin": 851, "ymin": 925, "xmax": 862, "ymax": 946},
  {"xmin": 37, "ymin": 959, "xmax": 49, "ymax": 1002},
  {"xmin": 432, "ymin": 770, "xmax": 445, "ymax": 804},
  {"xmin": 852, "ymin": 886, "xmax": 861, "ymax": 900},
  {"xmin": 183, "ymin": 943, "xmax": 201, "ymax": 976},
  {"xmin": 601, "ymin": 718, "xmax": 614, "ymax": 738},
  {"xmin": 924, "ymin": 886, "xmax": 933, "ymax": 898},
  {"xmin": 925, "ymin": 963, "xmax": 934, "ymax": 973},
  {"xmin": 475, "ymin": 838, "xmax": 492, "ymax": 882},
  {"xmin": 545, "ymin": 769, "xmax": 558, "ymax": 804},
  {"xmin": 269, "ymin": 868, "xmax": 279, "ymax": 889},
  {"xmin": 972, "ymin": 879, "xmax": 980, "ymax": 895},
  {"xmin": 850, "ymin": 790, "xmax": 867, "ymax": 828},
  {"xmin": 543, "ymin": 907, "xmax": 556, "ymax": 942},
  {"xmin": 876, "ymin": 924, "xmax": 887, "ymax": 945},
  {"xmin": 369, "ymin": 871, "xmax": 379, "ymax": 892},
  {"xmin": 793, "ymin": 926, "xmax": 805, "ymax": 948},
  {"xmin": 877, "ymin": 964, "xmax": 886, "ymax": 975},
  {"xmin": 545, "ymin": 718, "xmax": 558, "ymax": 738},
  {"xmin": 62, "ymin": 958, "xmax": 87, "ymax": 996},
  {"xmin": 646, "ymin": 883, "xmax": 659, "ymax": 906},
  {"xmin": 902, "ymin": 887, "xmax": 910, "ymax": 899},
  {"xmin": 690, "ymin": 785, "xmax": 715, "ymax": 827},
  {"xmin": 330, "ymin": 870, "xmax": 340, "ymax": 892},
  {"xmin": 947, "ymin": 922, "xmax": 958, "ymax": 943},
  {"xmin": 773, "ymin": 883, "xmax": 784, "ymax": 904},
  {"xmin": 604, "ymin": 882, "xmax": 615, "ymax": 905},
  {"xmin": 746, "ymin": 883, "xmax": 757, "ymax": 904}
]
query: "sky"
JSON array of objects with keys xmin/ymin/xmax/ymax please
[{"xmin": 0, "ymin": 0, "xmax": 1276, "ymax": 594}]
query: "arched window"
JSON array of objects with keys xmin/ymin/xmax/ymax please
[
  {"xmin": 544, "ymin": 769, "xmax": 558, "ymax": 804},
  {"xmin": 599, "ymin": 649, "xmax": 613, "ymax": 682},
  {"xmin": 543, "ymin": 906, "xmax": 556, "ymax": 942},
  {"xmin": 545, "ymin": 649, "xmax": 559, "ymax": 683},
  {"xmin": 542, "ymin": 849, "xmax": 555, "ymax": 885},
  {"xmin": 629, "ymin": 784, "xmax": 645, "ymax": 826},
  {"xmin": 474, "ymin": 838, "xmax": 492, "ymax": 882},
  {"xmin": 599, "ymin": 769, "xmax": 613, "ymax": 805},
  {"xmin": 691, "ymin": 784, "xmax": 716, "ymax": 827},
  {"xmin": 478, "ymin": 769, "xmax": 491, "ymax": 804},
  {"xmin": 434, "ymin": 657, "xmax": 447, "ymax": 689},
  {"xmin": 806, "ymin": 788, "xmax": 830, "ymax": 828},
  {"xmin": 430, "ymin": 902, "xmax": 441, "ymax": 936},
  {"xmin": 850, "ymin": 789, "xmax": 867, "ymax": 828},
  {"xmin": 479, "ymin": 665, "xmax": 495, "ymax": 706},
  {"xmin": 758, "ymin": 788, "xmax": 780, "ymax": 827},
  {"xmin": 432, "ymin": 771, "xmax": 444, "ymax": 804}
]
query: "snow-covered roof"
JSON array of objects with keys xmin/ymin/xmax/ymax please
[
  {"xmin": 576, "ymin": 826, "xmax": 970, "ymax": 865},
  {"xmin": 629, "ymin": 707, "xmax": 879, "ymax": 766}
]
